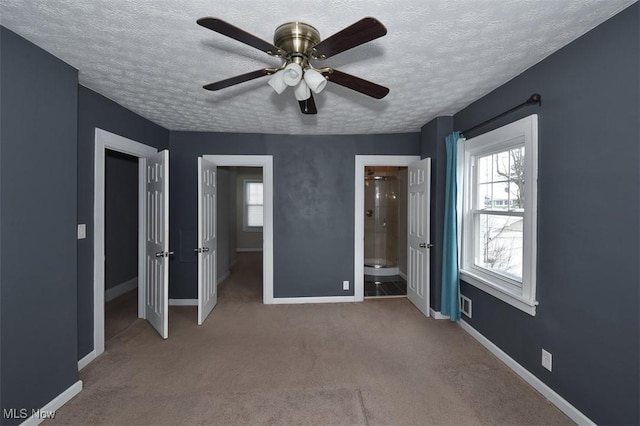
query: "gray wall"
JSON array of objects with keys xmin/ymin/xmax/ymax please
[
  {"xmin": 452, "ymin": 4, "xmax": 639, "ymax": 424},
  {"xmin": 77, "ymin": 86, "xmax": 169, "ymax": 358},
  {"xmin": 169, "ymin": 133, "xmax": 421, "ymax": 299},
  {"xmin": 1, "ymin": 27, "xmax": 79, "ymax": 424},
  {"xmin": 105, "ymin": 150, "xmax": 138, "ymax": 290},
  {"xmin": 420, "ymin": 116, "xmax": 454, "ymax": 312}
]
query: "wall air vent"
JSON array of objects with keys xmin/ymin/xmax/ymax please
[{"xmin": 460, "ymin": 295, "xmax": 472, "ymax": 318}]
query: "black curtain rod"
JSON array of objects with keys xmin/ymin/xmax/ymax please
[{"xmin": 461, "ymin": 93, "xmax": 542, "ymax": 136}]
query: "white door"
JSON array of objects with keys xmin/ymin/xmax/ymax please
[
  {"xmin": 197, "ymin": 157, "xmax": 217, "ymax": 325},
  {"xmin": 145, "ymin": 150, "xmax": 170, "ymax": 338},
  {"xmin": 407, "ymin": 158, "xmax": 431, "ymax": 317}
]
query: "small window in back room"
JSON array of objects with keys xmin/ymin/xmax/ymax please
[{"xmin": 244, "ymin": 180, "xmax": 263, "ymax": 229}]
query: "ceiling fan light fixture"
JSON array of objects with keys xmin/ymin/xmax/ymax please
[
  {"xmin": 198, "ymin": 17, "xmax": 389, "ymax": 113},
  {"xmin": 268, "ymin": 70, "xmax": 287, "ymax": 94},
  {"xmin": 294, "ymin": 79, "xmax": 311, "ymax": 101},
  {"xmin": 283, "ymin": 62, "xmax": 303, "ymax": 86},
  {"xmin": 303, "ymin": 68, "xmax": 327, "ymax": 94}
]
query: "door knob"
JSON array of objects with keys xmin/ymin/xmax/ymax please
[
  {"xmin": 155, "ymin": 251, "xmax": 174, "ymax": 257},
  {"xmin": 419, "ymin": 243, "xmax": 426, "ymax": 248}
]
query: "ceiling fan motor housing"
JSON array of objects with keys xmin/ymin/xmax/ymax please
[{"xmin": 273, "ymin": 22, "xmax": 321, "ymax": 63}]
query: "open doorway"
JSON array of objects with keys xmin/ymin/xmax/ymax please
[
  {"xmin": 199, "ymin": 155, "xmax": 274, "ymax": 314},
  {"xmin": 354, "ymin": 155, "xmax": 420, "ymax": 302},
  {"xmin": 363, "ymin": 166, "xmax": 408, "ymax": 298},
  {"xmin": 85, "ymin": 129, "xmax": 159, "ymax": 369},
  {"xmin": 215, "ymin": 166, "xmax": 265, "ymax": 303},
  {"xmin": 355, "ymin": 155, "xmax": 432, "ymax": 316},
  {"xmin": 104, "ymin": 150, "xmax": 139, "ymax": 339}
]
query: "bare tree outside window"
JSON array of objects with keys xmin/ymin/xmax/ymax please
[
  {"xmin": 460, "ymin": 114, "xmax": 538, "ymax": 314},
  {"xmin": 475, "ymin": 147, "xmax": 525, "ymax": 280}
]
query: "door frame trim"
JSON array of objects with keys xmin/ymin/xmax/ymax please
[
  {"xmin": 203, "ymin": 155, "xmax": 274, "ymax": 304},
  {"xmin": 92, "ymin": 128, "xmax": 157, "ymax": 360},
  {"xmin": 354, "ymin": 155, "xmax": 420, "ymax": 301}
]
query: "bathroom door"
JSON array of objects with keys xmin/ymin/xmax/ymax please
[
  {"xmin": 407, "ymin": 158, "xmax": 431, "ymax": 317},
  {"xmin": 197, "ymin": 157, "xmax": 218, "ymax": 325}
]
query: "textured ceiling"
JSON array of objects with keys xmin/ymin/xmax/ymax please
[{"xmin": 1, "ymin": 0, "xmax": 635, "ymax": 135}]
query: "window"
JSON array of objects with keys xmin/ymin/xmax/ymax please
[
  {"xmin": 461, "ymin": 115, "xmax": 538, "ymax": 315},
  {"xmin": 244, "ymin": 180, "xmax": 263, "ymax": 230}
]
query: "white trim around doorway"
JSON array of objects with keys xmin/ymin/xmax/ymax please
[
  {"xmin": 203, "ymin": 155, "xmax": 274, "ymax": 304},
  {"xmin": 354, "ymin": 155, "xmax": 421, "ymax": 302},
  {"xmin": 91, "ymin": 128, "xmax": 157, "ymax": 365}
]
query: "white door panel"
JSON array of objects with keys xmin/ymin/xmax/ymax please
[
  {"xmin": 407, "ymin": 158, "xmax": 431, "ymax": 317},
  {"xmin": 197, "ymin": 157, "xmax": 218, "ymax": 325},
  {"xmin": 145, "ymin": 150, "xmax": 170, "ymax": 338}
]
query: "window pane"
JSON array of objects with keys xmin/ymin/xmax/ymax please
[
  {"xmin": 493, "ymin": 151, "xmax": 511, "ymax": 181},
  {"xmin": 509, "ymin": 146, "xmax": 525, "ymax": 210},
  {"xmin": 247, "ymin": 205, "xmax": 263, "ymax": 227},
  {"xmin": 509, "ymin": 180, "xmax": 524, "ymax": 210},
  {"xmin": 478, "ymin": 155, "xmax": 493, "ymax": 184},
  {"xmin": 475, "ymin": 213, "xmax": 523, "ymax": 280},
  {"xmin": 476, "ymin": 146, "xmax": 526, "ymax": 212},
  {"xmin": 477, "ymin": 183, "xmax": 492, "ymax": 209},
  {"xmin": 491, "ymin": 182, "xmax": 511, "ymax": 210},
  {"xmin": 247, "ymin": 182, "xmax": 263, "ymax": 204}
]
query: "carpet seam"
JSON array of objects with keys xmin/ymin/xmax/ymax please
[{"xmin": 356, "ymin": 388, "xmax": 369, "ymax": 426}]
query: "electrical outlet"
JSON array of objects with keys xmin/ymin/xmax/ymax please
[
  {"xmin": 342, "ymin": 280, "xmax": 349, "ymax": 291},
  {"xmin": 542, "ymin": 349, "xmax": 552, "ymax": 371}
]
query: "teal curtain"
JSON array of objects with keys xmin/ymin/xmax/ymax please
[{"xmin": 441, "ymin": 132, "xmax": 461, "ymax": 321}]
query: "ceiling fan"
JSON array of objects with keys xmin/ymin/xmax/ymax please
[{"xmin": 197, "ymin": 17, "xmax": 389, "ymax": 114}]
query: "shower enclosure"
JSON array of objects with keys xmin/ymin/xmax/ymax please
[{"xmin": 364, "ymin": 167, "xmax": 406, "ymax": 276}]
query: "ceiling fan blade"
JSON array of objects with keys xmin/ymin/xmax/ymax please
[
  {"xmin": 312, "ymin": 17, "xmax": 386, "ymax": 59},
  {"xmin": 323, "ymin": 69, "xmax": 389, "ymax": 99},
  {"xmin": 197, "ymin": 17, "xmax": 282, "ymax": 56},
  {"xmin": 299, "ymin": 93, "xmax": 317, "ymax": 114},
  {"xmin": 203, "ymin": 69, "xmax": 271, "ymax": 91}
]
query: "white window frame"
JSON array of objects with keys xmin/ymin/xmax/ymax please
[
  {"xmin": 461, "ymin": 115, "xmax": 538, "ymax": 316},
  {"xmin": 243, "ymin": 179, "xmax": 263, "ymax": 231}
]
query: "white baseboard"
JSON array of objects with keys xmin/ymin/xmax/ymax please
[
  {"xmin": 21, "ymin": 380, "xmax": 82, "ymax": 426},
  {"xmin": 459, "ymin": 320, "xmax": 595, "ymax": 426},
  {"xmin": 429, "ymin": 308, "xmax": 450, "ymax": 320},
  {"xmin": 217, "ymin": 270, "xmax": 231, "ymax": 285},
  {"xmin": 236, "ymin": 248, "xmax": 263, "ymax": 252},
  {"xmin": 105, "ymin": 277, "xmax": 137, "ymax": 302},
  {"xmin": 271, "ymin": 296, "xmax": 356, "ymax": 304},
  {"xmin": 77, "ymin": 350, "xmax": 97, "ymax": 371},
  {"xmin": 169, "ymin": 299, "xmax": 198, "ymax": 306}
]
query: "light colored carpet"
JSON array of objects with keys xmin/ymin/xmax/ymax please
[
  {"xmin": 52, "ymin": 253, "xmax": 572, "ymax": 425},
  {"xmin": 104, "ymin": 288, "xmax": 138, "ymax": 342}
]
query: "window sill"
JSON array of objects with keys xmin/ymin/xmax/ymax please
[{"xmin": 460, "ymin": 270, "xmax": 537, "ymax": 316}]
